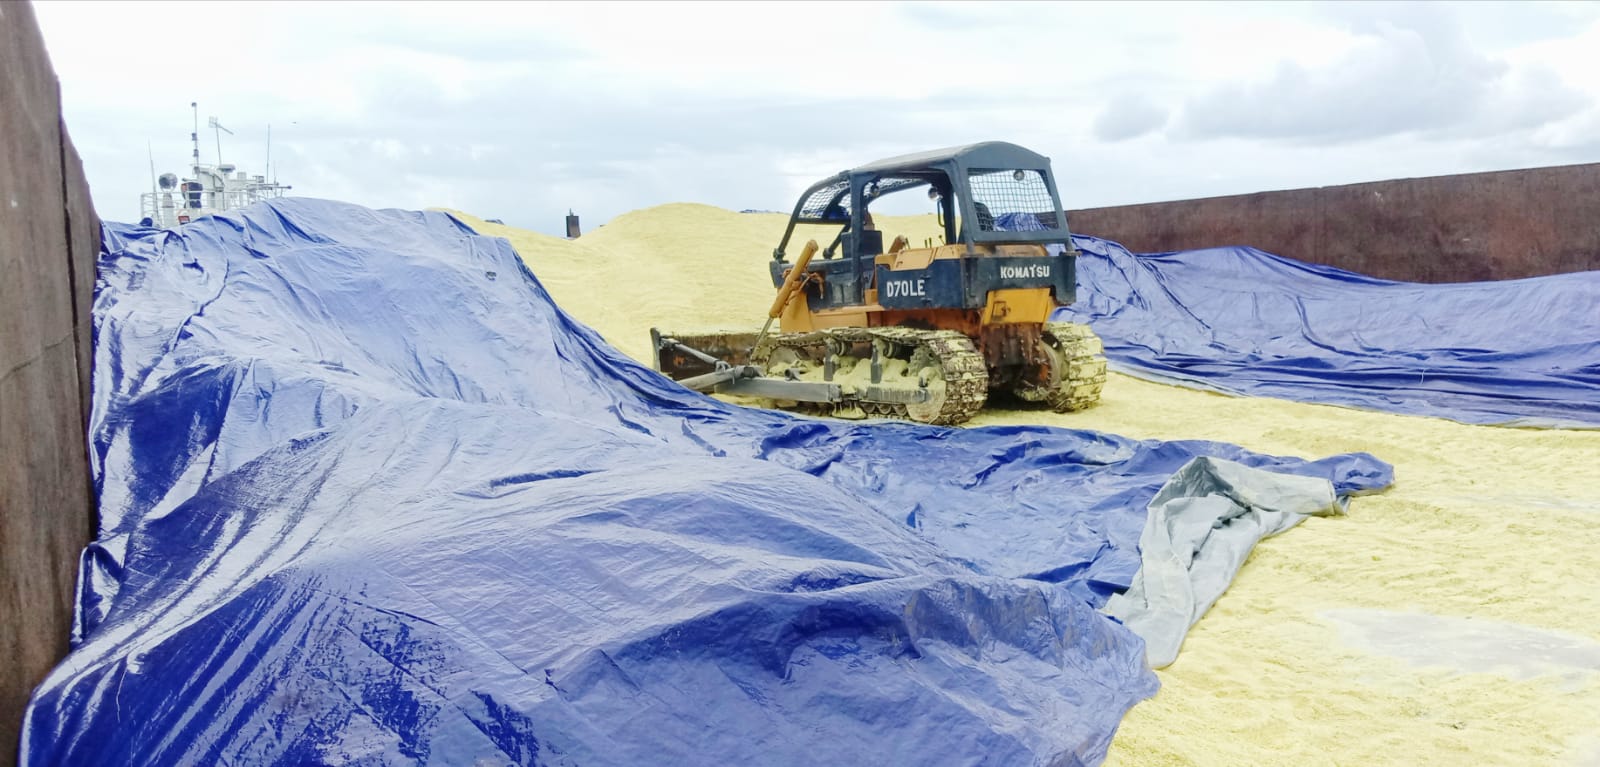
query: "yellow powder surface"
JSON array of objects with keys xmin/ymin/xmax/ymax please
[{"xmin": 448, "ymin": 206, "xmax": 1600, "ymax": 766}]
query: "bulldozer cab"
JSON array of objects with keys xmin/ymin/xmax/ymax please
[{"xmin": 769, "ymin": 141, "xmax": 1077, "ymax": 310}]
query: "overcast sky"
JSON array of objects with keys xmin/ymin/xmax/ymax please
[{"xmin": 35, "ymin": 0, "xmax": 1600, "ymax": 236}]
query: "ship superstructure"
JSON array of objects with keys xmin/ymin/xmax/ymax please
[{"xmin": 140, "ymin": 103, "xmax": 290, "ymax": 228}]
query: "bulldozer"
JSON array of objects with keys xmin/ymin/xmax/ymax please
[{"xmin": 652, "ymin": 141, "xmax": 1106, "ymax": 426}]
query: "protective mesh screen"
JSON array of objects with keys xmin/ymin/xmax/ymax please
[
  {"xmin": 798, "ymin": 180, "xmax": 851, "ymax": 220},
  {"xmin": 968, "ymin": 169, "xmax": 1054, "ymax": 231},
  {"xmin": 796, "ymin": 176, "xmax": 931, "ymax": 222},
  {"xmin": 868, "ymin": 176, "xmax": 929, "ymax": 199}
]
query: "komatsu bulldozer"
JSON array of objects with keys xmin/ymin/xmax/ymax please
[{"xmin": 652, "ymin": 141, "xmax": 1105, "ymax": 425}]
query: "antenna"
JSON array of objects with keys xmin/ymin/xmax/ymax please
[
  {"xmin": 208, "ymin": 116, "xmax": 233, "ymax": 166},
  {"xmin": 265, "ymin": 124, "xmax": 271, "ymax": 186},
  {"xmin": 148, "ymin": 140, "xmax": 158, "ymax": 219}
]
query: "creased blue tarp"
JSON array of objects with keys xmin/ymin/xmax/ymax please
[
  {"xmin": 25, "ymin": 199, "xmax": 1389, "ymax": 766},
  {"xmin": 1052, "ymin": 236, "xmax": 1600, "ymax": 428}
]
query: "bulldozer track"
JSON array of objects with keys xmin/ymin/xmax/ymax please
[
  {"xmin": 761, "ymin": 327, "xmax": 989, "ymax": 425},
  {"xmin": 1037, "ymin": 322, "xmax": 1107, "ymax": 412}
]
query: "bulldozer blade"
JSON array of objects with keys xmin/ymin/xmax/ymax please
[{"xmin": 650, "ymin": 328, "xmax": 761, "ymax": 380}]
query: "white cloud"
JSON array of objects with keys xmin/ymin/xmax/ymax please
[
  {"xmin": 1174, "ymin": 3, "xmax": 1588, "ymax": 144},
  {"xmin": 1093, "ymin": 95, "xmax": 1168, "ymax": 142},
  {"xmin": 33, "ymin": 0, "xmax": 1600, "ymax": 235}
]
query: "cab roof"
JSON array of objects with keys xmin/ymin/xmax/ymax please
[{"xmin": 849, "ymin": 141, "xmax": 1052, "ymax": 178}]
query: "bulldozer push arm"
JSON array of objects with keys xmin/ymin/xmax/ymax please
[
  {"xmin": 653, "ymin": 242, "xmax": 942, "ymax": 409},
  {"xmin": 649, "ymin": 327, "xmax": 933, "ymax": 408},
  {"xmin": 650, "ymin": 239, "xmax": 818, "ymax": 382},
  {"xmin": 751, "ymin": 239, "xmax": 818, "ymax": 355}
]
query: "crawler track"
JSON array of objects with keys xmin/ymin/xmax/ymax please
[
  {"xmin": 761, "ymin": 327, "xmax": 988, "ymax": 425},
  {"xmin": 1011, "ymin": 322, "xmax": 1107, "ymax": 412}
]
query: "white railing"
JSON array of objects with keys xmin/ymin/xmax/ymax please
[{"xmin": 139, "ymin": 173, "xmax": 290, "ymax": 228}]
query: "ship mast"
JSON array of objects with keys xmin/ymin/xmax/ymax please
[{"xmin": 190, "ymin": 101, "xmax": 200, "ymax": 175}]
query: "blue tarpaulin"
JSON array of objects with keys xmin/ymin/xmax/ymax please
[
  {"xmin": 24, "ymin": 200, "xmax": 1389, "ymax": 766},
  {"xmin": 1052, "ymin": 236, "xmax": 1600, "ymax": 428}
]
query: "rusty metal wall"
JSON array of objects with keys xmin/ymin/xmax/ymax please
[
  {"xmin": 1068, "ymin": 164, "xmax": 1600, "ymax": 283},
  {"xmin": 0, "ymin": 3, "xmax": 100, "ymax": 763}
]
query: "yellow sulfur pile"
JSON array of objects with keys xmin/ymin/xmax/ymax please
[{"xmin": 449, "ymin": 206, "xmax": 1600, "ymax": 766}]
